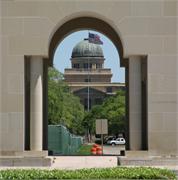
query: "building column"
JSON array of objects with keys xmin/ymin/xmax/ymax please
[
  {"xmin": 129, "ymin": 56, "xmax": 142, "ymax": 150},
  {"xmin": 30, "ymin": 56, "xmax": 43, "ymax": 151}
]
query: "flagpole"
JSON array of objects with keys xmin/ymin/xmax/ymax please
[
  {"xmin": 87, "ymin": 57, "xmax": 90, "ymax": 112},
  {"xmin": 87, "ymin": 32, "xmax": 90, "ymax": 112},
  {"xmin": 87, "ymin": 56, "xmax": 90, "ymax": 142},
  {"xmin": 86, "ymin": 32, "xmax": 103, "ymax": 143},
  {"xmin": 87, "ymin": 33, "xmax": 90, "ymax": 142}
]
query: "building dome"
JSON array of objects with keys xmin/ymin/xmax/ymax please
[{"xmin": 72, "ymin": 39, "xmax": 104, "ymax": 58}]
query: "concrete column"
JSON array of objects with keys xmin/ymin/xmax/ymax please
[
  {"xmin": 92, "ymin": 63, "xmax": 96, "ymax": 69},
  {"xmin": 30, "ymin": 56, "xmax": 43, "ymax": 151},
  {"xmin": 129, "ymin": 56, "xmax": 142, "ymax": 150}
]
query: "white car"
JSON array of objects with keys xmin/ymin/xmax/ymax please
[{"xmin": 107, "ymin": 137, "xmax": 126, "ymax": 146}]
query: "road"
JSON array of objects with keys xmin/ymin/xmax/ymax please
[{"xmin": 103, "ymin": 145, "xmax": 125, "ymax": 155}]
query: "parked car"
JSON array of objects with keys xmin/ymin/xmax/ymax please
[
  {"xmin": 107, "ymin": 137, "xmax": 126, "ymax": 146},
  {"xmin": 104, "ymin": 136, "xmax": 116, "ymax": 144}
]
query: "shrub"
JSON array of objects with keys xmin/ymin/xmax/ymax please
[
  {"xmin": 0, "ymin": 167, "xmax": 176, "ymax": 179},
  {"xmin": 94, "ymin": 139, "xmax": 102, "ymax": 144}
]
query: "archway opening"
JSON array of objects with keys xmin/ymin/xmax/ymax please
[
  {"xmin": 48, "ymin": 29, "xmax": 126, "ymax": 155},
  {"xmin": 47, "ymin": 17, "xmax": 129, "ymax": 155}
]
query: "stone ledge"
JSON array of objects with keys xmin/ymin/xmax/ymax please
[
  {"xmin": 0, "ymin": 151, "xmax": 48, "ymax": 157},
  {"xmin": 0, "ymin": 151, "xmax": 17, "ymax": 156},
  {"xmin": 0, "ymin": 157, "xmax": 52, "ymax": 167},
  {"xmin": 15, "ymin": 151, "xmax": 48, "ymax": 157},
  {"xmin": 118, "ymin": 156, "xmax": 178, "ymax": 166}
]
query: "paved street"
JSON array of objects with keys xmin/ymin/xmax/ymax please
[{"xmin": 103, "ymin": 145, "xmax": 125, "ymax": 155}]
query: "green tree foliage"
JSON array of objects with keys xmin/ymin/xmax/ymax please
[
  {"xmin": 48, "ymin": 67, "xmax": 125, "ymax": 136},
  {"xmin": 48, "ymin": 67, "xmax": 84, "ymax": 135},
  {"xmin": 83, "ymin": 90, "xmax": 125, "ymax": 135}
]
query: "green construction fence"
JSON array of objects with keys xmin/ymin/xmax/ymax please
[{"xmin": 48, "ymin": 125, "xmax": 83, "ymax": 155}]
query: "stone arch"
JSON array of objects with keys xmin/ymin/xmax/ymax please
[
  {"xmin": 48, "ymin": 16, "xmax": 124, "ymax": 66},
  {"xmin": 25, "ymin": 15, "xmax": 147, "ymax": 153},
  {"xmin": 47, "ymin": 16, "xmax": 130, "ymax": 149}
]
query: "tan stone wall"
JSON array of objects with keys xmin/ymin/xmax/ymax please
[
  {"xmin": 0, "ymin": 0, "xmax": 177, "ymax": 155},
  {"xmin": 129, "ymin": 56, "xmax": 142, "ymax": 151},
  {"xmin": 148, "ymin": 55, "xmax": 178, "ymax": 155},
  {"xmin": 65, "ymin": 75, "xmax": 112, "ymax": 83},
  {"xmin": 0, "ymin": 1, "xmax": 2, "ymax": 150},
  {"xmin": 70, "ymin": 85, "xmax": 107, "ymax": 93}
]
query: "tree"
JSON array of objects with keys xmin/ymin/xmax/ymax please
[
  {"xmin": 48, "ymin": 67, "xmax": 85, "ymax": 135},
  {"xmin": 83, "ymin": 90, "xmax": 125, "ymax": 136},
  {"xmin": 102, "ymin": 90, "xmax": 125, "ymax": 135},
  {"xmin": 48, "ymin": 67, "xmax": 125, "ymax": 136}
]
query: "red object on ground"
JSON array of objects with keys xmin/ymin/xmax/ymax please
[
  {"xmin": 96, "ymin": 146, "xmax": 102, "ymax": 155},
  {"xmin": 96, "ymin": 150, "xmax": 102, "ymax": 155},
  {"xmin": 91, "ymin": 144, "xmax": 103, "ymax": 155},
  {"xmin": 93, "ymin": 144, "xmax": 98, "ymax": 148},
  {"xmin": 91, "ymin": 147, "xmax": 97, "ymax": 155},
  {"xmin": 96, "ymin": 146, "xmax": 102, "ymax": 151}
]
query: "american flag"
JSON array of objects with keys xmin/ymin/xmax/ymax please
[{"xmin": 88, "ymin": 33, "xmax": 103, "ymax": 45}]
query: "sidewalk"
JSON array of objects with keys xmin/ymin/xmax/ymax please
[
  {"xmin": 0, "ymin": 155, "xmax": 178, "ymax": 172},
  {"xmin": 51, "ymin": 156, "xmax": 118, "ymax": 170},
  {"xmin": 0, "ymin": 156, "xmax": 118, "ymax": 170}
]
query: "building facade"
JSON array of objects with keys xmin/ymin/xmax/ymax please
[
  {"xmin": 0, "ymin": 1, "xmax": 178, "ymax": 159},
  {"xmin": 64, "ymin": 38, "xmax": 125, "ymax": 110}
]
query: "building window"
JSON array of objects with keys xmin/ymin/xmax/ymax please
[
  {"xmin": 83, "ymin": 63, "xmax": 92, "ymax": 69},
  {"xmin": 89, "ymin": 63, "xmax": 92, "ymax": 69},
  {"xmin": 73, "ymin": 63, "xmax": 79, "ymax": 68},
  {"xmin": 95, "ymin": 98, "xmax": 102, "ymax": 105},
  {"xmin": 96, "ymin": 64, "xmax": 101, "ymax": 69},
  {"xmin": 106, "ymin": 87, "xmax": 112, "ymax": 93},
  {"xmin": 85, "ymin": 78, "xmax": 91, "ymax": 82},
  {"xmin": 84, "ymin": 98, "xmax": 91, "ymax": 110},
  {"xmin": 84, "ymin": 63, "xmax": 88, "ymax": 69}
]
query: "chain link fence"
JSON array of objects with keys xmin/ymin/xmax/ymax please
[{"xmin": 48, "ymin": 125, "xmax": 83, "ymax": 155}]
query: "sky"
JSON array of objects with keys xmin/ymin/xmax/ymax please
[{"xmin": 53, "ymin": 30, "xmax": 125, "ymax": 83}]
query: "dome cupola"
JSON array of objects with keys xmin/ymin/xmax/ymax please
[{"xmin": 72, "ymin": 39, "xmax": 104, "ymax": 58}]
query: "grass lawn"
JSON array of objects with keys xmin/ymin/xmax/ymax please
[
  {"xmin": 0, "ymin": 167, "xmax": 176, "ymax": 179},
  {"xmin": 76, "ymin": 144, "xmax": 92, "ymax": 155}
]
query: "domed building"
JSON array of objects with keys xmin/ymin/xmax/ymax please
[{"xmin": 64, "ymin": 38, "xmax": 125, "ymax": 110}]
